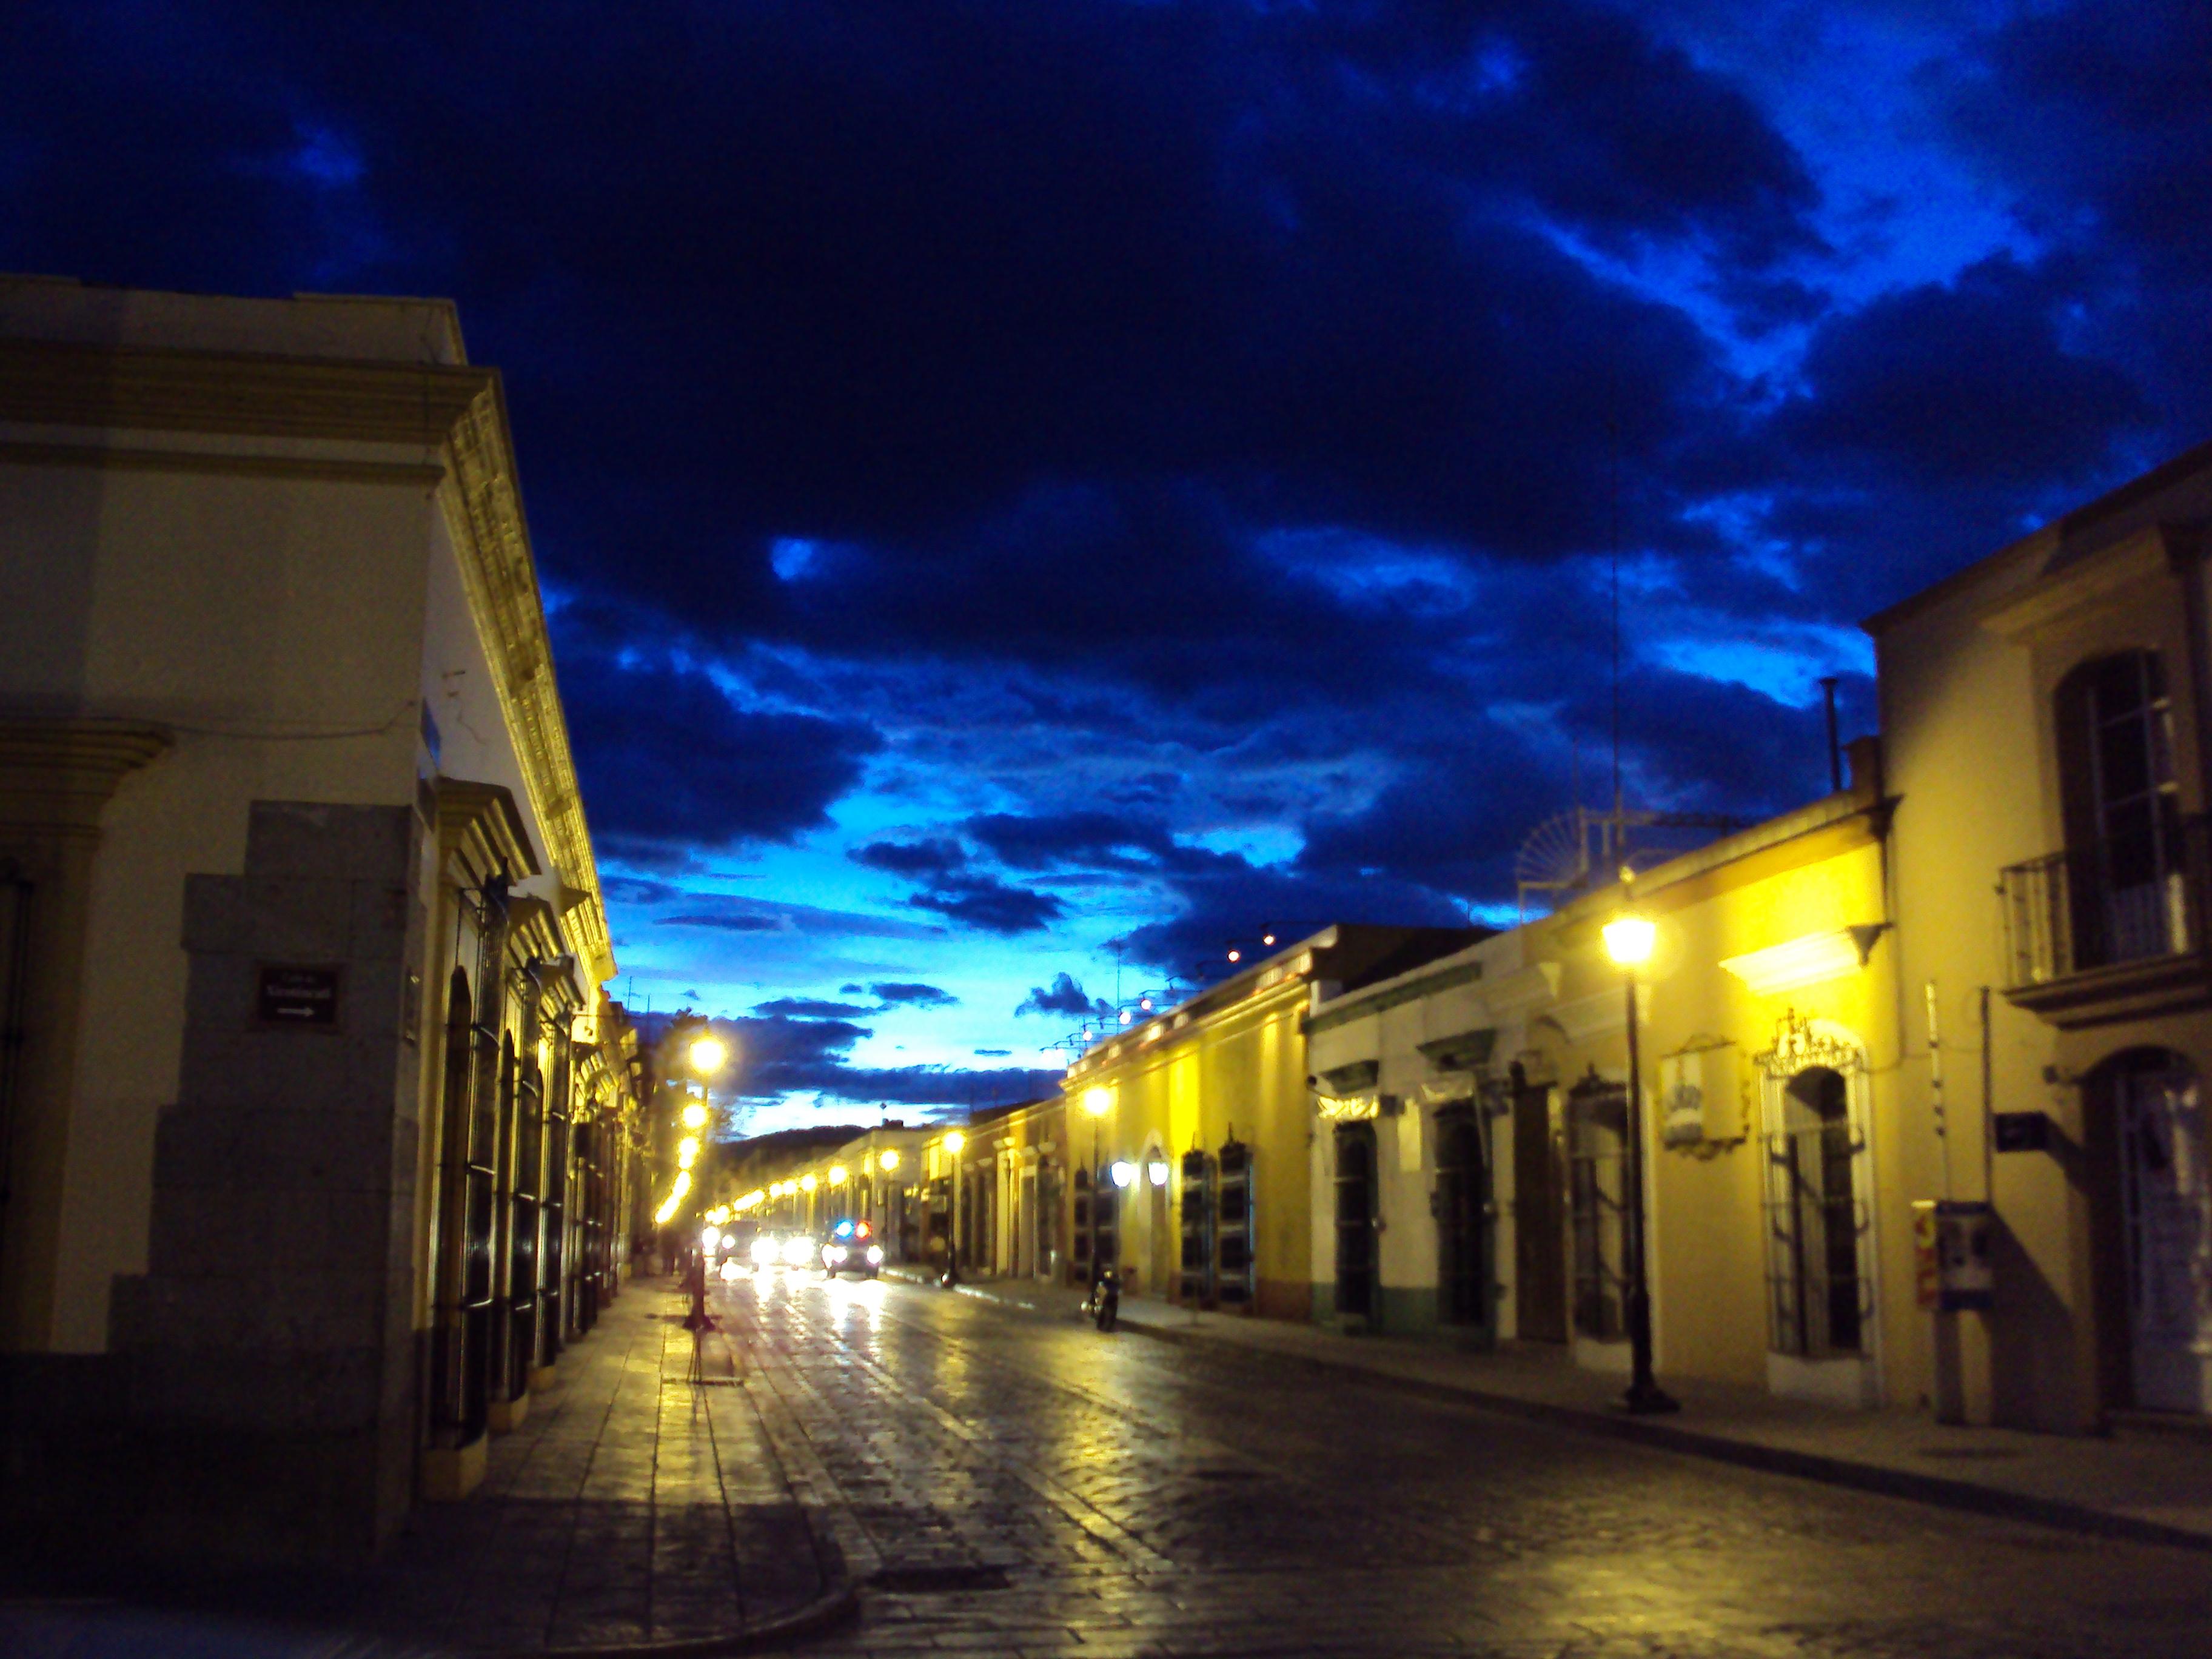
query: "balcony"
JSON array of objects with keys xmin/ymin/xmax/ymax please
[{"xmin": 2000, "ymin": 817, "xmax": 2212, "ymax": 1027}]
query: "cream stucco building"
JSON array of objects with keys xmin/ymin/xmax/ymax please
[
  {"xmin": 1872, "ymin": 438, "xmax": 2212, "ymax": 1431},
  {"xmin": 0, "ymin": 278, "xmax": 642, "ymax": 1557}
]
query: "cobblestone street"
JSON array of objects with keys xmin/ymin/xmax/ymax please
[{"xmin": 735, "ymin": 1271, "xmax": 2212, "ymax": 1659}]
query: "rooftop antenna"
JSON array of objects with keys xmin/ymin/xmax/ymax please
[{"xmin": 1609, "ymin": 371, "xmax": 1628, "ymax": 884}]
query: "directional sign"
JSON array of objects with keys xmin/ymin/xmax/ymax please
[{"xmin": 258, "ymin": 965, "xmax": 341, "ymax": 1027}]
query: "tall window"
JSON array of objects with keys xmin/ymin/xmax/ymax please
[
  {"xmin": 1766, "ymin": 1066, "xmax": 1864, "ymax": 1358},
  {"xmin": 2057, "ymin": 650, "xmax": 2188, "ymax": 967}
]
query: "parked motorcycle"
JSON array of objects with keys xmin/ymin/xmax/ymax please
[{"xmin": 1082, "ymin": 1266, "xmax": 1120, "ymax": 1332}]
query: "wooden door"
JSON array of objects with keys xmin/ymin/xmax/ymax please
[{"xmin": 1513, "ymin": 1081, "xmax": 1567, "ymax": 1342}]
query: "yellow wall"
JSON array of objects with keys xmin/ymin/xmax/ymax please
[
  {"xmin": 1532, "ymin": 818, "xmax": 1905, "ymax": 1401},
  {"xmin": 1073, "ymin": 977, "xmax": 1313, "ymax": 1315}
]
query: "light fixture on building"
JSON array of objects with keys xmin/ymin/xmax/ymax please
[
  {"xmin": 1109, "ymin": 1161, "xmax": 1135, "ymax": 1188},
  {"xmin": 829, "ymin": 1164, "xmax": 848, "ymax": 1185},
  {"xmin": 1147, "ymin": 1159, "xmax": 1170, "ymax": 1187},
  {"xmin": 879, "ymin": 1148, "xmax": 901, "ymax": 1173},
  {"xmin": 944, "ymin": 1130, "xmax": 967, "ymax": 1155},
  {"xmin": 800, "ymin": 1173, "xmax": 817, "ymax": 1193},
  {"xmin": 689, "ymin": 1035, "xmax": 728, "ymax": 1073},
  {"xmin": 1083, "ymin": 1087, "xmax": 1110, "ymax": 1118}
]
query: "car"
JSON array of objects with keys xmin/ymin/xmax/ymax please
[
  {"xmin": 821, "ymin": 1218, "xmax": 885, "ymax": 1279},
  {"xmin": 747, "ymin": 1230, "xmax": 822, "ymax": 1271}
]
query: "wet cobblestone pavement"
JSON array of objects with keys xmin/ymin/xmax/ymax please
[{"xmin": 734, "ymin": 1270, "xmax": 2212, "ymax": 1659}]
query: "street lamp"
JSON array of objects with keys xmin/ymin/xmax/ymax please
[
  {"xmin": 1603, "ymin": 909, "xmax": 1678, "ymax": 1416},
  {"xmin": 943, "ymin": 1130, "xmax": 967, "ymax": 1286}
]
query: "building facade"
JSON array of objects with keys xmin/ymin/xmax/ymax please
[
  {"xmin": 0, "ymin": 279, "xmax": 640, "ymax": 1557},
  {"xmin": 1303, "ymin": 757, "xmax": 1909, "ymax": 1405},
  {"xmin": 1872, "ymin": 440, "xmax": 2212, "ymax": 1430},
  {"xmin": 1063, "ymin": 927, "xmax": 1476, "ymax": 1317}
]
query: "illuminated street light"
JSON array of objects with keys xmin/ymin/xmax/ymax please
[
  {"xmin": 689, "ymin": 1035, "xmax": 728, "ymax": 1073},
  {"xmin": 943, "ymin": 1130, "xmax": 966, "ymax": 1155},
  {"xmin": 829, "ymin": 1164, "xmax": 848, "ymax": 1186},
  {"xmin": 1147, "ymin": 1159, "xmax": 1170, "ymax": 1188},
  {"xmin": 800, "ymin": 1172, "xmax": 818, "ymax": 1193},
  {"xmin": 879, "ymin": 1148, "xmax": 900, "ymax": 1173},
  {"xmin": 681, "ymin": 1100, "xmax": 709, "ymax": 1130},
  {"xmin": 677, "ymin": 1136, "xmax": 700, "ymax": 1169},
  {"xmin": 1109, "ymin": 1160, "xmax": 1136, "ymax": 1189},
  {"xmin": 1082, "ymin": 1087, "xmax": 1110, "ymax": 1118},
  {"xmin": 1603, "ymin": 913, "xmax": 1657, "ymax": 967}
]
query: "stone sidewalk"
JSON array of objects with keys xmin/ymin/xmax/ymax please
[
  {"xmin": 0, "ymin": 1281, "xmax": 851, "ymax": 1657},
  {"xmin": 887, "ymin": 1262, "xmax": 2212, "ymax": 1554}
]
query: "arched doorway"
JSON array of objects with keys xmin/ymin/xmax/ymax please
[
  {"xmin": 1434, "ymin": 1104, "xmax": 1487, "ymax": 1328},
  {"xmin": 1333, "ymin": 1121, "xmax": 1378, "ymax": 1322},
  {"xmin": 2087, "ymin": 1049, "xmax": 2212, "ymax": 1413}
]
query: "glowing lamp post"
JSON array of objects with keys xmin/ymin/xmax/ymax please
[{"xmin": 1603, "ymin": 910, "xmax": 1678, "ymax": 1416}]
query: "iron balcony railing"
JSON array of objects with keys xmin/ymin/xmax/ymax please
[{"xmin": 2000, "ymin": 816, "xmax": 2210, "ymax": 989}]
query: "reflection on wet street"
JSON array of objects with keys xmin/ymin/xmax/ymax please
[{"xmin": 722, "ymin": 1272, "xmax": 2212, "ymax": 1657}]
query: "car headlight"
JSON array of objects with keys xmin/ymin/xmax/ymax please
[
  {"xmin": 750, "ymin": 1235, "xmax": 779, "ymax": 1266},
  {"xmin": 865, "ymin": 1245, "xmax": 884, "ymax": 1265},
  {"xmin": 782, "ymin": 1236, "xmax": 814, "ymax": 1267},
  {"xmin": 826, "ymin": 1245, "xmax": 848, "ymax": 1264}
]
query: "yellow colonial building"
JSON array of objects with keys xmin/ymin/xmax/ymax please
[
  {"xmin": 1064, "ymin": 927, "xmax": 1474, "ymax": 1319},
  {"xmin": 1305, "ymin": 755, "xmax": 1911, "ymax": 1409}
]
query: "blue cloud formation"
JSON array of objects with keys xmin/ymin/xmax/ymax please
[{"xmin": 7, "ymin": 1, "xmax": 2202, "ymax": 1125}]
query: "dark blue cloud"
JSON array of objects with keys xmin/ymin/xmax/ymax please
[
  {"xmin": 867, "ymin": 982, "xmax": 960, "ymax": 1008},
  {"xmin": 1016, "ymin": 974, "xmax": 1111, "ymax": 1021},
  {"xmin": 908, "ymin": 874, "xmax": 1064, "ymax": 936},
  {"xmin": 851, "ymin": 839, "xmax": 969, "ymax": 879},
  {"xmin": 753, "ymin": 997, "xmax": 873, "ymax": 1020},
  {"xmin": 561, "ymin": 651, "xmax": 881, "ymax": 853}
]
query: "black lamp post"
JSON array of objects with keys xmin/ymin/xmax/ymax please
[{"xmin": 1602, "ymin": 907, "xmax": 1679, "ymax": 1416}]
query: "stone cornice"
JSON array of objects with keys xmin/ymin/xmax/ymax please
[
  {"xmin": 0, "ymin": 338, "xmax": 487, "ymax": 445},
  {"xmin": 437, "ymin": 382, "xmax": 614, "ymax": 987},
  {"xmin": 0, "ymin": 719, "xmax": 170, "ymax": 833}
]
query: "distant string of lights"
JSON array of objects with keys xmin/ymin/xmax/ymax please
[{"xmin": 1039, "ymin": 930, "xmax": 1281, "ymax": 1067}]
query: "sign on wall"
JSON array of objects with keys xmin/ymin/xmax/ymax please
[{"xmin": 257, "ymin": 964, "xmax": 342, "ymax": 1027}]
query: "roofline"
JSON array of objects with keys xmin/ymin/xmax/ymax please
[{"xmin": 1862, "ymin": 433, "xmax": 2212, "ymax": 637}]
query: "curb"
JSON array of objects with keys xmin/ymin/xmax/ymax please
[
  {"xmin": 887, "ymin": 1266, "xmax": 2212, "ymax": 1558},
  {"xmin": 1119, "ymin": 1316, "xmax": 2212, "ymax": 1557}
]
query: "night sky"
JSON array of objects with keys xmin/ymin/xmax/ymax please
[{"xmin": 7, "ymin": 3, "xmax": 2206, "ymax": 1133}]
